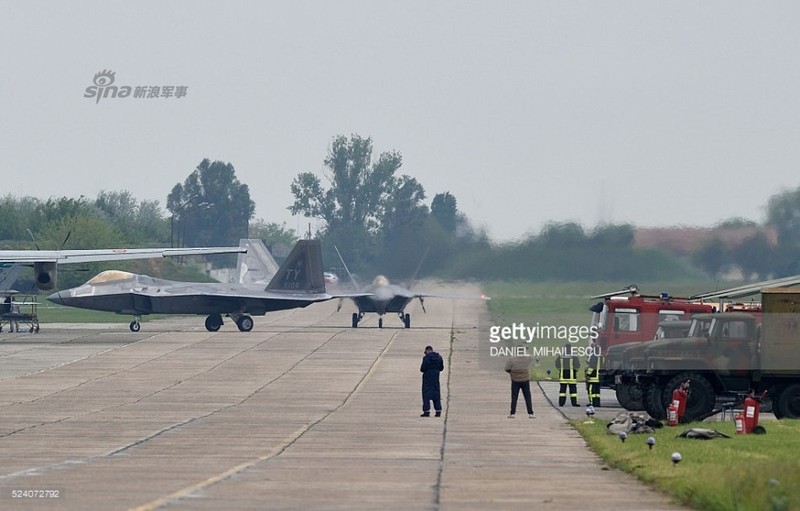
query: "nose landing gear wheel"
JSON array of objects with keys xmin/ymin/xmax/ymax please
[{"xmin": 129, "ymin": 321, "xmax": 140, "ymax": 332}]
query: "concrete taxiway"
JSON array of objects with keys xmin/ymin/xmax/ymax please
[{"xmin": 0, "ymin": 284, "xmax": 683, "ymax": 510}]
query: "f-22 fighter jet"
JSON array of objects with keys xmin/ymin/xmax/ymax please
[
  {"xmin": 332, "ymin": 246, "xmax": 488, "ymax": 329},
  {"xmin": 48, "ymin": 239, "xmax": 339, "ymax": 332}
]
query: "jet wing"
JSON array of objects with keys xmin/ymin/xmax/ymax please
[
  {"xmin": 407, "ymin": 291, "xmax": 491, "ymax": 301},
  {"xmin": 0, "ymin": 247, "xmax": 245, "ymax": 264},
  {"xmin": 329, "ymin": 292, "xmax": 375, "ymax": 299}
]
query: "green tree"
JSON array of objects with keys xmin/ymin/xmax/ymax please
[
  {"xmin": 168, "ymin": 159, "xmax": 255, "ymax": 247},
  {"xmin": 431, "ymin": 192, "xmax": 458, "ymax": 233},
  {"xmin": 589, "ymin": 224, "xmax": 635, "ymax": 248},
  {"xmin": 718, "ymin": 217, "xmax": 758, "ymax": 229},
  {"xmin": 37, "ymin": 196, "xmax": 93, "ymax": 226},
  {"xmin": 380, "ymin": 175, "xmax": 428, "ymax": 241},
  {"xmin": 766, "ymin": 186, "xmax": 800, "ymax": 273},
  {"xmin": 0, "ymin": 195, "xmax": 40, "ymax": 242},
  {"xmin": 537, "ymin": 222, "xmax": 586, "ymax": 248},
  {"xmin": 26, "ymin": 196, "xmax": 97, "ymax": 248},
  {"xmin": 95, "ymin": 190, "xmax": 168, "ymax": 245},
  {"xmin": 35, "ymin": 213, "xmax": 127, "ymax": 288},
  {"xmin": 691, "ymin": 238, "xmax": 729, "ymax": 278},
  {"xmin": 289, "ymin": 134, "xmax": 403, "ymax": 268},
  {"xmin": 136, "ymin": 199, "xmax": 170, "ymax": 244},
  {"xmin": 38, "ymin": 214, "xmax": 125, "ymax": 250},
  {"xmin": 249, "ymin": 219, "xmax": 298, "ymax": 248}
]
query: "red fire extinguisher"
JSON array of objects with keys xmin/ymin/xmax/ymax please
[
  {"xmin": 667, "ymin": 402, "xmax": 678, "ymax": 426},
  {"xmin": 668, "ymin": 380, "xmax": 690, "ymax": 426},
  {"xmin": 742, "ymin": 391, "xmax": 767, "ymax": 435},
  {"xmin": 735, "ymin": 411, "xmax": 745, "ymax": 434}
]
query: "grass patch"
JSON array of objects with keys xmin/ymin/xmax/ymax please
[{"xmin": 575, "ymin": 419, "xmax": 800, "ymax": 511}]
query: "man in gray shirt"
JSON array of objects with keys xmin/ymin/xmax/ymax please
[{"xmin": 504, "ymin": 356, "xmax": 534, "ymax": 418}]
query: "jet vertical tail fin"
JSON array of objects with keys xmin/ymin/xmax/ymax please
[
  {"xmin": 237, "ymin": 239, "xmax": 280, "ymax": 285},
  {"xmin": 266, "ymin": 240, "xmax": 326, "ymax": 293}
]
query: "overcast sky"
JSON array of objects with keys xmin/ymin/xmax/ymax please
[{"xmin": 2, "ymin": 1, "xmax": 799, "ymax": 241}]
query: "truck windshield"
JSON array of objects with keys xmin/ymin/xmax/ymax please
[
  {"xmin": 690, "ymin": 318, "xmax": 712, "ymax": 337},
  {"xmin": 591, "ymin": 305, "xmax": 608, "ymax": 332},
  {"xmin": 613, "ymin": 308, "xmax": 639, "ymax": 332}
]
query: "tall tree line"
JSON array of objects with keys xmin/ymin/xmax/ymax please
[{"xmin": 5, "ymin": 138, "xmax": 800, "ymax": 284}]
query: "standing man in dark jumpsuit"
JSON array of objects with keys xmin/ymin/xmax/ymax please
[{"xmin": 420, "ymin": 345, "xmax": 444, "ymax": 417}]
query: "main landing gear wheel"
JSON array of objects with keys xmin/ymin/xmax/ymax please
[
  {"xmin": 378, "ymin": 317, "xmax": 383, "ymax": 329},
  {"xmin": 352, "ymin": 312, "xmax": 359, "ymax": 328},
  {"xmin": 129, "ymin": 321, "xmax": 140, "ymax": 332},
  {"xmin": 403, "ymin": 313, "xmax": 411, "ymax": 328},
  {"xmin": 205, "ymin": 314, "xmax": 223, "ymax": 332},
  {"xmin": 236, "ymin": 315, "xmax": 254, "ymax": 332}
]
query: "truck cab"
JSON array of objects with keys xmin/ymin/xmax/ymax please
[
  {"xmin": 590, "ymin": 291, "xmax": 713, "ymax": 353},
  {"xmin": 635, "ymin": 312, "xmax": 763, "ymax": 420},
  {"xmin": 589, "ymin": 288, "xmax": 713, "ymax": 410}
]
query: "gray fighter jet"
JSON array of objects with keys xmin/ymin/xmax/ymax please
[
  {"xmin": 48, "ymin": 239, "xmax": 338, "ymax": 332},
  {"xmin": 332, "ymin": 247, "xmax": 488, "ymax": 329}
]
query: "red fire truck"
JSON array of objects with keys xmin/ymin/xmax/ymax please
[
  {"xmin": 593, "ymin": 277, "xmax": 798, "ymax": 411},
  {"xmin": 589, "ymin": 285, "xmax": 714, "ymax": 409}
]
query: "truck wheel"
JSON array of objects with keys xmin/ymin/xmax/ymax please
[
  {"xmin": 615, "ymin": 383, "xmax": 644, "ymax": 411},
  {"xmin": 642, "ymin": 383, "xmax": 666, "ymax": 420},
  {"xmin": 776, "ymin": 383, "xmax": 800, "ymax": 419},
  {"xmin": 663, "ymin": 373, "xmax": 715, "ymax": 422}
]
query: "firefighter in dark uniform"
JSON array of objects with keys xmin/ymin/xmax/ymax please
[
  {"xmin": 585, "ymin": 342, "xmax": 602, "ymax": 407},
  {"xmin": 556, "ymin": 343, "xmax": 581, "ymax": 407}
]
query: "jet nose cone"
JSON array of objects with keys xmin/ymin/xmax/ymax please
[{"xmin": 46, "ymin": 291, "xmax": 65, "ymax": 305}]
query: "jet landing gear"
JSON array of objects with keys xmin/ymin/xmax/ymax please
[
  {"xmin": 231, "ymin": 314, "xmax": 254, "ymax": 332},
  {"xmin": 398, "ymin": 312, "xmax": 411, "ymax": 328},
  {"xmin": 350, "ymin": 312, "xmax": 387, "ymax": 328},
  {"xmin": 129, "ymin": 315, "xmax": 142, "ymax": 332},
  {"xmin": 351, "ymin": 312, "xmax": 411, "ymax": 328},
  {"xmin": 205, "ymin": 314, "xmax": 223, "ymax": 332},
  {"xmin": 352, "ymin": 312, "xmax": 366, "ymax": 328},
  {"xmin": 204, "ymin": 313, "xmax": 254, "ymax": 332}
]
